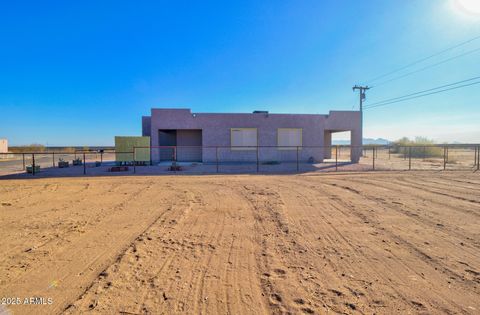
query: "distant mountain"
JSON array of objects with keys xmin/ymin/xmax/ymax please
[{"xmin": 332, "ymin": 138, "xmax": 391, "ymax": 145}]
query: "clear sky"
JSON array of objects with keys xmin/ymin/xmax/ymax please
[{"xmin": 1, "ymin": 0, "xmax": 479, "ymax": 146}]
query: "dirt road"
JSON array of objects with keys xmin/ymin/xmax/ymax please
[{"xmin": 1, "ymin": 172, "xmax": 479, "ymax": 314}]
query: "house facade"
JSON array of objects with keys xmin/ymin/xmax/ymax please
[{"xmin": 142, "ymin": 108, "xmax": 362, "ymax": 163}]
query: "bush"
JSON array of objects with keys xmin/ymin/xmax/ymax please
[
  {"xmin": 391, "ymin": 137, "xmax": 443, "ymax": 158},
  {"xmin": 10, "ymin": 144, "xmax": 46, "ymax": 153}
]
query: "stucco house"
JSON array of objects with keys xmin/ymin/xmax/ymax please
[{"xmin": 142, "ymin": 108, "xmax": 361, "ymax": 163}]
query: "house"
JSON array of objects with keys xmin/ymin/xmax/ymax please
[
  {"xmin": 142, "ymin": 108, "xmax": 362, "ymax": 163},
  {"xmin": 0, "ymin": 139, "xmax": 8, "ymax": 154}
]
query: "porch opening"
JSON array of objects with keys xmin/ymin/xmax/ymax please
[{"xmin": 158, "ymin": 129, "xmax": 202, "ymax": 162}]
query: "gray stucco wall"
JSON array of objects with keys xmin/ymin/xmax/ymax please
[
  {"xmin": 143, "ymin": 108, "xmax": 361, "ymax": 163},
  {"xmin": 177, "ymin": 130, "xmax": 202, "ymax": 161}
]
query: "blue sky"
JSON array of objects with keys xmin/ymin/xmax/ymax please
[{"xmin": 1, "ymin": 0, "xmax": 479, "ymax": 146}]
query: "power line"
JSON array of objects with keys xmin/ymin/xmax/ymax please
[
  {"xmin": 363, "ymin": 80, "xmax": 480, "ymax": 110},
  {"xmin": 366, "ymin": 34, "xmax": 480, "ymax": 84},
  {"xmin": 364, "ymin": 75, "xmax": 480, "ymax": 108},
  {"xmin": 372, "ymin": 47, "xmax": 480, "ymax": 87}
]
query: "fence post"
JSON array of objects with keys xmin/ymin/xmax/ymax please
[
  {"xmin": 409, "ymin": 147, "xmax": 412, "ymax": 170},
  {"xmin": 83, "ymin": 152, "xmax": 86, "ymax": 175},
  {"xmin": 388, "ymin": 146, "xmax": 391, "ymax": 160},
  {"xmin": 216, "ymin": 146, "xmax": 219, "ymax": 173},
  {"xmin": 52, "ymin": 152, "xmax": 55, "ymax": 167},
  {"xmin": 133, "ymin": 148, "xmax": 136, "ymax": 174},
  {"xmin": 474, "ymin": 146, "xmax": 477, "ymax": 167},
  {"xmin": 296, "ymin": 146, "xmax": 299, "ymax": 172},
  {"xmin": 473, "ymin": 146, "xmax": 475, "ymax": 167},
  {"xmin": 477, "ymin": 146, "xmax": 480, "ymax": 171},
  {"xmin": 256, "ymin": 146, "xmax": 259, "ymax": 173},
  {"xmin": 174, "ymin": 146, "xmax": 177, "ymax": 174},
  {"xmin": 443, "ymin": 146, "xmax": 446, "ymax": 170},
  {"xmin": 101, "ymin": 151, "xmax": 103, "ymax": 164},
  {"xmin": 372, "ymin": 147, "xmax": 375, "ymax": 171},
  {"xmin": 423, "ymin": 146, "xmax": 426, "ymax": 161},
  {"xmin": 22, "ymin": 153, "xmax": 25, "ymax": 170},
  {"xmin": 335, "ymin": 145, "xmax": 338, "ymax": 171},
  {"xmin": 32, "ymin": 153, "xmax": 35, "ymax": 176}
]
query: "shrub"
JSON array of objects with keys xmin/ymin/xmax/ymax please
[
  {"xmin": 391, "ymin": 137, "xmax": 443, "ymax": 158},
  {"xmin": 10, "ymin": 144, "xmax": 46, "ymax": 153}
]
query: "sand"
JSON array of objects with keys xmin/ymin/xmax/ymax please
[{"xmin": 0, "ymin": 171, "xmax": 479, "ymax": 314}]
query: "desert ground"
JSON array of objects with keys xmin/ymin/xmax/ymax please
[{"xmin": 0, "ymin": 172, "xmax": 479, "ymax": 315}]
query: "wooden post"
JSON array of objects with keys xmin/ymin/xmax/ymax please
[
  {"xmin": 133, "ymin": 148, "xmax": 136, "ymax": 174},
  {"xmin": 388, "ymin": 146, "xmax": 391, "ymax": 160},
  {"xmin": 83, "ymin": 152, "xmax": 86, "ymax": 175},
  {"xmin": 52, "ymin": 152, "xmax": 55, "ymax": 167},
  {"xmin": 22, "ymin": 153, "xmax": 25, "ymax": 170}
]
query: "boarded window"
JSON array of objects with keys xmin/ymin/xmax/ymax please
[
  {"xmin": 231, "ymin": 128, "xmax": 257, "ymax": 150},
  {"xmin": 278, "ymin": 128, "xmax": 302, "ymax": 149}
]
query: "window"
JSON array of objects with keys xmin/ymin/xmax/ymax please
[
  {"xmin": 278, "ymin": 128, "xmax": 302, "ymax": 149},
  {"xmin": 231, "ymin": 128, "xmax": 257, "ymax": 150}
]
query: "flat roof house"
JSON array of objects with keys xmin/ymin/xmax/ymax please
[{"xmin": 142, "ymin": 108, "xmax": 362, "ymax": 163}]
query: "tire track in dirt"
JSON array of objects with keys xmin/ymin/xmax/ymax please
[
  {"xmin": 0, "ymin": 182, "xmax": 156, "ymax": 287},
  {"xmin": 406, "ymin": 175, "xmax": 480, "ymax": 192},
  {"xmin": 64, "ymin": 180, "xmax": 268, "ymax": 315},
  {"xmin": 240, "ymin": 183, "xmax": 325, "ymax": 314},
  {"xmin": 335, "ymin": 176, "xmax": 480, "ymax": 238},
  {"xmin": 2, "ymin": 173, "xmax": 479, "ymax": 315},
  {"xmin": 296, "ymin": 176, "xmax": 479, "ymax": 313},
  {"xmin": 1, "ymin": 179, "xmax": 181, "ymax": 315},
  {"xmin": 385, "ymin": 176, "xmax": 480, "ymax": 205},
  {"xmin": 273, "ymin": 179, "xmax": 416, "ymax": 314},
  {"xmin": 320, "ymin": 178, "xmax": 480, "ymax": 273},
  {"xmin": 65, "ymin": 187, "xmax": 195, "ymax": 314}
]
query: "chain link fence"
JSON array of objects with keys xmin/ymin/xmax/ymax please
[{"xmin": 1, "ymin": 145, "xmax": 479, "ymax": 177}]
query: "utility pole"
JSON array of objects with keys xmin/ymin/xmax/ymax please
[
  {"xmin": 352, "ymin": 85, "xmax": 370, "ymax": 129},
  {"xmin": 353, "ymin": 85, "xmax": 369, "ymax": 160}
]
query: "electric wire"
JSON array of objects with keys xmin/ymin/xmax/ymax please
[
  {"xmin": 364, "ymin": 75, "xmax": 480, "ymax": 108},
  {"xmin": 363, "ymin": 80, "xmax": 480, "ymax": 110},
  {"xmin": 371, "ymin": 47, "xmax": 480, "ymax": 87},
  {"xmin": 366, "ymin": 34, "xmax": 480, "ymax": 84}
]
